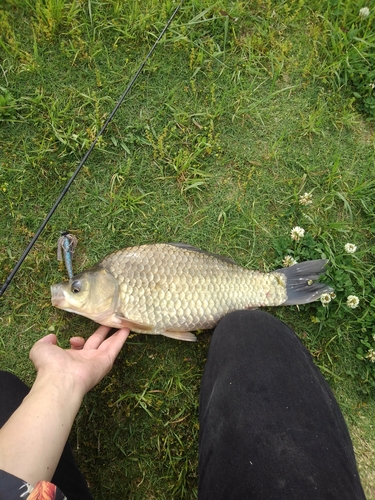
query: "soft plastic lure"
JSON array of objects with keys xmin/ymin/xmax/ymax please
[{"xmin": 57, "ymin": 232, "xmax": 78, "ymax": 279}]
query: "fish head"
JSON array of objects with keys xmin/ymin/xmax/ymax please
[{"xmin": 51, "ymin": 265, "xmax": 119, "ymax": 324}]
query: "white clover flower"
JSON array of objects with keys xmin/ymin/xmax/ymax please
[
  {"xmin": 346, "ymin": 295, "xmax": 360, "ymax": 309},
  {"xmin": 283, "ymin": 255, "xmax": 298, "ymax": 267},
  {"xmin": 290, "ymin": 226, "xmax": 305, "ymax": 241},
  {"xmin": 366, "ymin": 348, "xmax": 375, "ymax": 363},
  {"xmin": 299, "ymin": 192, "xmax": 313, "ymax": 206},
  {"xmin": 344, "ymin": 243, "xmax": 357, "ymax": 254},
  {"xmin": 359, "ymin": 7, "xmax": 370, "ymax": 18},
  {"xmin": 320, "ymin": 293, "xmax": 332, "ymax": 306},
  {"xmin": 369, "ymin": 82, "xmax": 375, "ymax": 89}
]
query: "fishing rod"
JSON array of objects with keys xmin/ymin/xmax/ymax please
[{"xmin": 0, "ymin": 2, "xmax": 183, "ymax": 298}]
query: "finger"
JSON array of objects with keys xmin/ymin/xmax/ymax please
[
  {"xmin": 84, "ymin": 325, "xmax": 112, "ymax": 350},
  {"xmin": 98, "ymin": 328, "xmax": 130, "ymax": 359},
  {"xmin": 70, "ymin": 336, "xmax": 85, "ymax": 350},
  {"xmin": 36, "ymin": 333, "xmax": 58, "ymax": 345},
  {"xmin": 29, "ymin": 334, "xmax": 58, "ymax": 362}
]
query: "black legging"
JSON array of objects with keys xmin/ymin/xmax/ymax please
[
  {"xmin": 0, "ymin": 310, "xmax": 365, "ymax": 499},
  {"xmin": 0, "ymin": 372, "xmax": 94, "ymax": 500}
]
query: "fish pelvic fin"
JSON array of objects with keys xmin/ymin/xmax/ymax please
[
  {"xmin": 114, "ymin": 313, "xmax": 153, "ymax": 332},
  {"xmin": 277, "ymin": 259, "xmax": 334, "ymax": 305},
  {"xmin": 162, "ymin": 330, "xmax": 197, "ymax": 342}
]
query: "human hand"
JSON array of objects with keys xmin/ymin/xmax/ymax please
[
  {"xmin": 0, "ymin": 326, "xmax": 129, "ymax": 486},
  {"xmin": 30, "ymin": 325, "xmax": 129, "ymax": 397}
]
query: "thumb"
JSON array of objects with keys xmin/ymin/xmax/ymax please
[
  {"xmin": 36, "ymin": 333, "xmax": 58, "ymax": 345},
  {"xmin": 30, "ymin": 334, "xmax": 58, "ymax": 362}
]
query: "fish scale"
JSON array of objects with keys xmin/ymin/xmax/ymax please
[{"xmin": 51, "ymin": 243, "xmax": 333, "ymax": 341}]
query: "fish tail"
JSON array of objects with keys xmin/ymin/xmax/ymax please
[{"xmin": 277, "ymin": 259, "xmax": 333, "ymax": 305}]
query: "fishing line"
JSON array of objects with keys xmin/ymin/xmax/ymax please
[{"xmin": 0, "ymin": 2, "xmax": 183, "ymax": 298}]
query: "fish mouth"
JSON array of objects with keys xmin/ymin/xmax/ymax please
[{"xmin": 51, "ymin": 284, "xmax": 65, "ymax": 308}]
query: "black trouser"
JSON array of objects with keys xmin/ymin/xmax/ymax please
[
  {"xmin": 0, "ymin": 311, "xmax": 365, "ymax": 499},
  {"xmin": 199, "ymin": 310, "xmax": 365, "ymax": 499}
]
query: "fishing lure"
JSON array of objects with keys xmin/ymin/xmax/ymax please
[{"xmin": 57, "ymin": 232, "xmax": 78, "ymax": 279}]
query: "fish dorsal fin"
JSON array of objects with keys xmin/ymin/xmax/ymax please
[{"xmin": 168, "ymin": 243, "xmax": 238, "ymax": 266}]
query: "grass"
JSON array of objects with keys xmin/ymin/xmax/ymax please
[{"xmin": 0, "ymin": 0, "xmax": 375, "ymax": 498}]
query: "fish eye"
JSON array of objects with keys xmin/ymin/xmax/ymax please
[{"xmin": 71, "ymin": 280, "xmax": 81, "ymax": 293}]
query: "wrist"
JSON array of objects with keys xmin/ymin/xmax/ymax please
[{"xmin": 32, "ymin": 368, "xmax": 86, "ymax": 408}]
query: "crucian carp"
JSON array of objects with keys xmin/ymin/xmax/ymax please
[{"xmin": 51, "ymin": 243, "xmax": 333, "ymax": 341}]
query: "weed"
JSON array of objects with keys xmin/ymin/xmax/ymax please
[
  {"xmin": 271, "ymin": 183, "xmax": 375, "ymax": 396},
  {"xmin": 27, "ymin": 0, "xmax": 80, "ymax": 39},
  {"xmin": 312, "ymin": 0, "xmax": 375, "ymax": 119},
  {"xmin": 0, "ymin": 86, "xmax": 18, "ymax": 120}
]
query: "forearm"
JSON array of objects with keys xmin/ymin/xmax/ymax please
[{"xmin": 0, "ymin": 371, "xmax": 84, "ymax": 486}]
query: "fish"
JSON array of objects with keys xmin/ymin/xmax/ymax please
[{"xmin": 51, "ymin": 243, "xmax": 333, "ymax": 341}]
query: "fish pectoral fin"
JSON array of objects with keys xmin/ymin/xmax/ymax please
[
  {"xmin": 162, "ymin": 330, "xmax": 197, "ymax": 342},
  {"xmin": 114, "ymin": 313, "xmax": 153, "ymax": 332}
]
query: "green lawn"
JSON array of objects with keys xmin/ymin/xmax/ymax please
[{"xmin": 1, "ymin": 0, "xmax": 374, "ymax": 498}]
